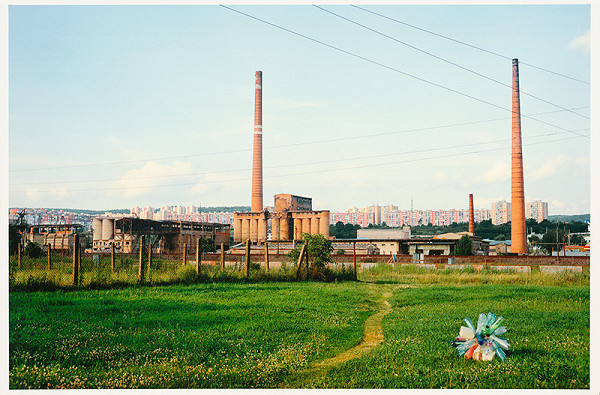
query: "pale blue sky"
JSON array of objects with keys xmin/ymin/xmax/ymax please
[{"xmin": 8, "ymin": 4, "xmax": 591, "ymax": 214}]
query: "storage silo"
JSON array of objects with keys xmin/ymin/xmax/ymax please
[
  {"xmin": 92, "ymin": 218, "xmax": 102, "ymax": 242},
  {"xmin": 102, "ymin": 218, "xmax": 114, "ymax": 241}
]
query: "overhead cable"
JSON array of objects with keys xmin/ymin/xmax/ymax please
[
  {"xmin": 315, "ymin": 5, "xmax": 588, "ymax": 120},
  {"xmin": 221, "ymin": 5, "xmax": 589, "ymax": 140},
  {"xmin": 350, "ymin": 4, "xmax": 590, "ymax": 85}
]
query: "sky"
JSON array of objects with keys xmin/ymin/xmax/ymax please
[{"xmin": 6, "ymin": 3, "xmax": 592, "ymax": 215}]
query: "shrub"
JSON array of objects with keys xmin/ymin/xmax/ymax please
[
  {"xmin": 454, "ymin": 235, "xmax": 473, "ymax": 256},
  {"xmin": 287, "ymin": 233, "xmax": 334, "ymax": 281},
  {"xmin": 24, "ymin": 242, "xmax": 44, "ymax": 259}
]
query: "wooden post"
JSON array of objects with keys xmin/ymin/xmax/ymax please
[
  {"xmin": 295, "ymin": 243, "xmax": 307, "ymax": 279},
  {"xmin": 111, "ymin": 242, "xmax": 116, "ymax": 272},
  {"xmin": 47, "ymin": 244, "xmax": 52, "ymax": 271},
  {"xmin": 220, "ymin": 243, "xmax": 225, "ymax": 271},
  {"xmin": 305, "ymin": 249, "xmax": 309, "ymax": 281},
  {"xmin": 148, "ymin": 241, "xmax": 152, "ymax": 271},
  {"xmin": 196, "ymin": 237, "xmax": 202, "ymax": 276},
  {"xmin": 138, "ymin": 235, "xmax": 145, "ymax": 284},
  {"xmin": 244, "ymin": 239, "xmax": 251, "ymax": 277},
  {"xmin": 353, "ymin": 241, "xmax": 357, "ymax": 280},
  {"xmin": 72, "ymin": 234, "xmax": 79, "ymax": 286},
  {"xmin": 264, "ymin": 242, "xmax": 269, "ymax": 271},
  {"xmin": 18, "ymin": 242, "xmax": 22, "ymax": 269},
  {"xmin": 183, "ymin": 243, "xmax": 187, "ymax": 267}
]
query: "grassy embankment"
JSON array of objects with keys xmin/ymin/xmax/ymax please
[{"xmin": 9, "ymin": 264, "xmax": 589, "ymax": 389}]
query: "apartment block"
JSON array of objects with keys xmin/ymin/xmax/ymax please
[{"xmin": 526, "ymin": 200, "xmax": 549, "ymax": 223}]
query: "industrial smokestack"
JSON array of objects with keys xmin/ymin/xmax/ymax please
[
  {"xmin": 511, "ymin": 59, "xmax": 527, "ymax": 254},
  {"xmin": 469, "ymin": 194, "xmax": 475, "ymax": 234},
  {"xmin": 251, "ymin": 71, "xmax": 263, "ymax": 212}
]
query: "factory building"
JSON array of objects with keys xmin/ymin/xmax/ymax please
[
  {"xmin": 233, "ymin": 71, "xmax": 330, "ymax": 244},
  {"xmin": 20, "ymin": 224, "xmax": 86, "ymax": 251},
  {"xmin": 92, "ymin": 217, "xmax": 230, "ymax": 253},
  {"xmin": 234, "ymin": 194, "xmax": 330, "ymax": 244}
]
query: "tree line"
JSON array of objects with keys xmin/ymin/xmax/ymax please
[{"xmin": 329, "ymin": 219, "xmax": 588, "ymax": 252}]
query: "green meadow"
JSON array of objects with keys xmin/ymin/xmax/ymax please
[{"xmin": 9, "ymin": 265, "xmax": 589, "ymax": 389}]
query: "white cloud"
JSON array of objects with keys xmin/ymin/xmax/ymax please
[
  {"xmin": 568, "ymin": 30, "xmax": 590, "ymax": 54},
  {"xmin": 528, "ymin": 154, "xmax": 569, "ymax": 181},
  {"xmin": 477, "ymin": 162, "xmax": 510, "ymax": 184},
  {"xmin": 432, "ymin": 170, "xmax": 448, "ymax": 185},
  {"xmin": 552, "ymin": 200, "xmax": 565, "ymax": 209},
  {"xmin": 271, "ymin": 97, "xmax": 323, "ymax": 111},
  {"xmin": 25, "ymin": 187, "xmax": 40, "ymax": 203},
  {"xmin": 112, "ymin": 161, "xmax": 194, "ymax": 198},
  {"xmin": 474, "ymin": 196, "xmax": 505, "ymax": 210}
]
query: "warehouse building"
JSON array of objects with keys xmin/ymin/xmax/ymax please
[{"xmin": 92, "ymin": 217, "xmax": 230, "ymax": 253}]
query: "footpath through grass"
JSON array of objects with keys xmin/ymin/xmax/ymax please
[{"xmin": 9, "ymin": 265, "xmax": 590, "ymax": 389}]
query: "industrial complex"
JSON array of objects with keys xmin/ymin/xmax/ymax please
[
  {"xmin": 233, "ymin": 71, "xmax": 331, "ymax": 245},
  {"xmin": 12, "ymin": 62, "xmax": 581, "ymax": 258},
  {"xmin": 91, "ymin": 216, "xmax": 230, "ymax": 254}
]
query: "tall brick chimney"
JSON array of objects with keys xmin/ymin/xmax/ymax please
[
  {"xmin": 469, "ymin": 193, "xmax": 475, "ymax": 234},
  {"xmin": 251, "ymin": 71, "xmax": 263, "ymax": 212},
  {"xmin": 511, "ymin": 59, "xmax": 527, "ymax": 254}
]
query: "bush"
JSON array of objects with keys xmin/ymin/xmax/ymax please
[
  {"xmin": 336, "ymin": 249, "xmax": 345, "ymax": 255},
  {"xmin": 24, "ymin": 242, "xmax": 44, "ymax": 259},
  {"xmin": 454, "ymin": 235, "xmax": 473, "ymax": 256},
  {"xmin": 288, "ymin": 233, "xmax": 334, "ymax": 281}
]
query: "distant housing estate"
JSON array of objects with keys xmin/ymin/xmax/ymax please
[{"xmin": 330, "ymin": 201, "xmax": 549, "ymax": 227}]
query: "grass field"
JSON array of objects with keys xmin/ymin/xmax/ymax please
[{"xmin": 9, "ymin": 264, "xmax": 590, "ymax": 389}]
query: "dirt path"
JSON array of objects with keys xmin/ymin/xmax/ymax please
[{"xmin": 284, "ymin": 285, "xmax": 394, "ymax": 388}]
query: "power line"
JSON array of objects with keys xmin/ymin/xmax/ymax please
[
  {"xmin": 9, "ymin": 132, "xmax": 587, "ymax": 194},
  {"xmin": 350, "ymin": 4, "xmax": 590, "ymax": 85},
  {"xmin": 221, "ymin": 5, "xmax": 589, "ymax": 140},
  {"xmin": 9, "ymin": 105, "xmax": 588, "ymax": 182},
  {"xmin": 9, "ymin": 127, "xmax": 589, "ymax": 187},
  {"xmin": 314, "ymin": 5, "xmax": 588, "ymax": 120},
  {"xmin": 220, "ymin": 6, "xmax": 510, "ymax": 110},
  {"xmin": 8, "ymin": 147, "xmax": 250, "ymax": 173}
]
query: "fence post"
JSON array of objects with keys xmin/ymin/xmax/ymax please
[
  {"xmin": 196, "ymin": 238, "xmax": 202, "ymax": 277},
  {"xmin": 47, "ymin": 244, "xmax": 52, "ymax": 271},
  {"xmin": 111, "ymin": 242, "xmax": 116, "ymax": 272},
  {"xmin": 245, "ymin": 239, "xmax": 251, "ymax": 277},
  {"xmin": 72, "ymin": 234, "xmax": 79, "ymax": 286},
  {"xmin": 183, "ymin": 243, "xmax": 187, "ymax": 267},
  {"xmin": 264, "ymin": 242, "xmax": 269, "ymax": 271},
  {"xmin": 138, "ymin": 235, "xmax": 145, "ymax": 284},
  {"xmin": 306, "ymin": 249, "xmax": 309, "ymax": 280},
  {"xmin": 353, "ymin": 241, "xmax": 357, "ymax": 280},
  {"xmin": 295, "ymin": 243, "xmax": 307, "ymax": 280},
  {"xmin": 18, "ymin": 242, "xmax": 22, "ymax": 269},
  {"xmin": 220, "ymin": 242, "xmax": 225, "ymax": 271},
  {"xmin": 148, "ymin": 241, "xmax": 152, "ymax": 272}
]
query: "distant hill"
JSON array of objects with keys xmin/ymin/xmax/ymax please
[{"xmin": 548, "ymin": 214, "xmax": 590, "ymax": 223}]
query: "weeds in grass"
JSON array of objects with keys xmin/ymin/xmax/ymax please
[
  {"xmin": 10, "ymin": 282, "xmax": 372, "ymax": 389},
  {"xmin": 358, "ymin": 263, "xmax": 589, "ymax": 287},
  {"xmin": 9, "ymin": 256, "xmax": 357, "ymax": 292}
]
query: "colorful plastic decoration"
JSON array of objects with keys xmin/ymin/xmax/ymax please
[{"xmin": 452, "ymin": 312, "xmax": 509, "ymax": 361}]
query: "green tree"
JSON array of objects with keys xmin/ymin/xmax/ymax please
[
  {"xmin": 288, "ymin": 233, "xmax": 334, "ymax": 280},
  {"xmin": 454, "ymin": 235, "xmax": 473, "ymax": 256},
  {"xmin": 9, "ymin": 224, "xmax": 22, "ymax": 256},
  {"xmin": 329, "ymin": 222, "xmax": 361, "ymax": 239},
  {"xmin": 569, "ymin": 234, "xmax": 586, "ymax": 246},
  {"xmin": 198, "ymin": 237, "xmax": 216, "ymax": 252}
]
